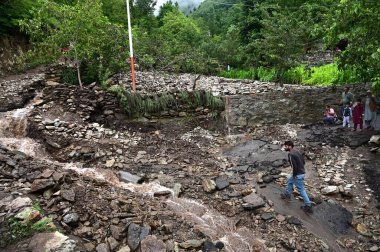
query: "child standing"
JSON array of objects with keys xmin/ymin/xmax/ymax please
[
  {"xmin": 342, "ymin": 102, "xmax": 352, "ymax": 128},
  {"xmin": 352, "ymin": 98, "xmax": 364, "ymax": 131}
]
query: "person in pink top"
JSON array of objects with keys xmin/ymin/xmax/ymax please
[
  {"xmin": 352, "ymin": 98, "xmax": 364, "ymax": 131},
  {"xmin": 323, "ymin": 105, "xmax": 337, "ymax": 124}
]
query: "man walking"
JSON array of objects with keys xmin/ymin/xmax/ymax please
[{"xmin": 281, "ymin": 140, "xmax": 313, "ymax": 213}]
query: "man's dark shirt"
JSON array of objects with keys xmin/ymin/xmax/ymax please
[{"xmin": 288, "ymin": 148, "xmax": 305, "ymax": 176}]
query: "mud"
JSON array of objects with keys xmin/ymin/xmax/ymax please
[{"xmin": 1, "ymin": 72, "xmax": 380, "ymax": 252}]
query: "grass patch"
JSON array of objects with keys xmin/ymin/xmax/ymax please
[
  {"xmin": 108, "ymin": 85, "xmax": 224, "ymax": 117},
  {"xmin": 220, "ymin": 63, "xmax": 362, "ymax": 86},
  {"xmin": 0, "ymin": 202, "xmax": 56, "ymax": 248}
]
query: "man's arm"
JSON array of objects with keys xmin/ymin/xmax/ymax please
[{"xmin": 289, "ymin": 153, "xmax": 298, "ymax": 177}]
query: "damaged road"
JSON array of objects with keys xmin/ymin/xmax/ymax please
[{"xmin": 1, "ymin": 72, "xmax": 380, "ymax": 252}]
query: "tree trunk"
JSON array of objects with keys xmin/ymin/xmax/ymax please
[{"xmin": 73, "ymin": 43, "xmax": 83, "ymax": 89}]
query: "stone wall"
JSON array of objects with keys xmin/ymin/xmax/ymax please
[
  {"xmin": 116, "ymin": 71, "xmax": 371, "ymax": 132},
  {"xmin": 224, "ymin": 84, "xmax": 371, "ymax": 132}
]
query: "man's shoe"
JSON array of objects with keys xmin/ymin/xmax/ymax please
[
  {"xmin": 280, "ymin": 193, "xmax": 291, "ymax": 200},
  {"xmin": 300, "ymin": 205, "xmax": 313, "ymax": 213}
]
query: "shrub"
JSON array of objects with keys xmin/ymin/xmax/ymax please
[
  {"xmin": 108, "ymin": 85, "xmax": 224, "ymax": 117},
  {"xmin": 283, "ymin": 65, "xmax": 308, "ymax": 84}
]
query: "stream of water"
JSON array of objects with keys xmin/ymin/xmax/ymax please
[{"xmin": 0, "ymin": 96, "xmax": 268, "ymax": 252}]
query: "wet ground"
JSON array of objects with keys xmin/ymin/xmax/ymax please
[{"xmin": 1, "ymin": 74, "xmax": 380, "ymax": 252}]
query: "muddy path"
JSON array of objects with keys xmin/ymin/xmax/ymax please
[{"xmin": 1, "ymin": 74, "xmax": 380, "ymax": 252}]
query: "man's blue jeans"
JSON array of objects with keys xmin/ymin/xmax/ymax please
[{"xmin": 285, "ymin": 174, "xmax": 311, "ymax": 206}]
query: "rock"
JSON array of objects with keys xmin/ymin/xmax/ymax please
[
  {"xmin": 179, "ymin": 239, "xmax": 204, "ymax": 249},
  {"xmin": 119, "ymin": 171, "xmax": 143, "ymax": 184},
  {"xmin": 46, "ymin": 80, "xmax": 60, "ymax": 86},
  {"xmin": 233, "ymin": 165, "xmax": 250, "ymax": 173},
  {"xmin": 127, "ymin": 223, "xmax": 142, "ymax": 251},
  {"xmin": 153, "ymin": 190, "xmax": 172, "ymax": 197},
  {"xmin": 84, "ymin": 243, "xmax": 96, "ymax": 251},
  {"xmin": 369, "ymin": 135, "xmax": 380, "ymax": 144},
  {"xmin": 32, "ymin": 98, "xmax": 44, "ymax": 106},
  {"xmin": 30, "ymin": 179, "xmax": 55, "ymax": 192},
  {"xmin": 257, "ymin": 172, "xmax": 264, "ymax": 183},
  {"xmin": 105, "ymin": 159, "xmax": 115, "ymax": 168},
  {"xmin": 276, "ymin": 214, "xmax": 286, "ymax": 222},
  {"xmin": 103, "ymin": 110, "xmax": 114, "ymax": 115},
  {"xmin": 203, "ymin": 240, "xmax": 220, "ymax": 252},
  {"xmin": 215, "ymin": 176, "xmax": 229, "ymax": 190},
  {"xmin": 43, "ymin": 188, "xmax": 54, "ymax": 199},
  {"xmin": 140, "ymin": 226, "xmax": 150, "ymax": 240},
  {"xmin": 261, "ymin": 213, "xmax": 274, "ymax": 221},
  {"xmin": 15, "ymin": 207, "xmax": 41, "ymax": 222},
  {"xmin": 202, "ymin": 179, "xmax": 216, "ymax": 193},
  {"xmin": 370, "ymin": 245, "xmax": 379, "ymax": 252},
  {"xmin": 262, "ymin": 175, "xmax": 274, "ymax": 183},
  {"xmin": 7, "ymin": 197, "xmax": 32, "ymax": 210},
  {"xmin": 355, "ymin": 223, "xmax": 369, "ymax": 235},
  {"xmin": 96, "ymin": 243, "xmax": 110, "ymax": 252},
  {"xmin": 29, "ymin": 231, "xmax": 69, "ymax": 252},
  {"xmin": 111, "ymin": 225, "xmax": 124, "ymax": 240},
  {"xmin": 215, "ymin": 241, "xmax": 224, "ymax": 250},
  {"xmin": 321, "ymin": 186, "xmax": 339, "ymax": 195},
  {"xmin": 107, "ymin": 236, "xmax": 119, "ymax": 251},
  {"xmin": 52, "ymin": 172, "xmax": 65, "ymax": 182},
  {"xmin": 242, "ymin": 193, "xmax": 265, "ymax": 210},
  {"xmin": 173, "ymin": 183, "xmax": 182, "ymax": 197},
  {"xmin": 40, "ymin": 169, "xmax": 54, "ymax": 178},
  {"xmin": 370, "ymin": 147, "xmax": 379, "ymax": 152},
  {"xmin": 42, "ymin": 119, "xmax": 55, "ymax": 125},
  {"xmin": 63, "ymin": 213, "xmax": 80, "ymax": 226},
  {"xmin": 46, "ymin": 140, "xmax": 61, "ymax": 149},
  {"xmin": 287, "ymin": 216, "xmax": 301, "ymax": 225},
  {"xmin": 117, "ymin": 245, "xmax": 131, "ymax": 252},
  {"xmin": 141, "ymin": 235, "xmax": 166, "ymax": 252},
  {"xmin": 61, "ymin": 189, "xmax": 76, "ymax": 202}
]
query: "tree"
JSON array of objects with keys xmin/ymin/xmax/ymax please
[
  {"xmin": 328, "ymin": 0, "xmax": 380, "ymax": 91},
  {"xmin": 158, "ymin": 10, "xmax": 205, "ymax": 72},
  {"xmin": 101, "ymin": 0, "xmax": 129, "ymax": 25},
  {"xmin": 157, "ymin": 1, "xmax": 179, "ymax": 26},
  {"xmin": 20, "ymin": 0, "xmax": 128, "ymax": 87},
  {"xmin": 191, "ymin": 0, "xmax": 241, "ymax": 36},
  {"xmin": 0, "ymin": 0, "xmax": 41, "ymax": 35}
]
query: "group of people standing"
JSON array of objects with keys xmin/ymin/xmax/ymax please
[
  {"xmin": 282, "ymin": 86, "xmax": 379, "ymax": 214},
  {"xmin": 323, "ymin": 86, "xmax": 379, "ymax": 131}
]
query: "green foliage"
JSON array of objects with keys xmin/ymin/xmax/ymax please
[
  {"xmin": 101, "ymin": 0, "xmax": 128, "ymax": 25},
  {"xmin": 8, "ymin": 217, "xmax": 55, "ymax": 243},
  {"xmin": 108, "ymin": 85, "xmax": 224, "ymax": 117},
  {"xmin": 221, "ymin": 69, "xmax": 256, "ymax": 79},
  {"xmin": 20, "ymin": 0, "xmax": 128, "ymax": 85},
  {"xmin": 220, "ymin": 67, "xmax": 277, "ymax": 81},
  {"xmin": 61, "ymin": 68, "xmax": 78, "ymax": 85},
  {"xmin": 0, "ymin": 0, "xmax": 41, "ymax": 35},
  {"xmin": 5, "ymin": 0, "xmax": 377, "ymax": 86},
  {"xmin": 328, "ymin": 0, "xmax": 380, "ymax": 90},
  {"xmin": 283, "ymin": 65, "xmax": 307, "ymax": 84},
  {"xmin": 303, "ymin": 64, "xmax": 339, "ymax": 85},
  {"xmin": 1, "ymin": 202, "xmax": 55, "ymax": 247},
  {"xmin": 221, "ymin": 63, "xmax": 361, "ymax": 85},
  {"xmin": 158, "ymin": 1, "xmax": 179, "ymax": 25},
  {"xmin": 191, "ymin": 0, "xmax": 241, "ymax": 36}
]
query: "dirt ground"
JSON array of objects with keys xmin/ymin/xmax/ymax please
[{"xmin": 1, "ymin": 74, "xmax": 380, "ymax": 252}]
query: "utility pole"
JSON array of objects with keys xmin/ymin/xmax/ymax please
[{"xmin": 126, "ymin": 0, "xmax": 136, "ymax": 91}]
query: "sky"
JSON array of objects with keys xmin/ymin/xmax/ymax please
[{"xmin": 154, "ymin": 0, "xmax": 204, "ymax": 15}]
